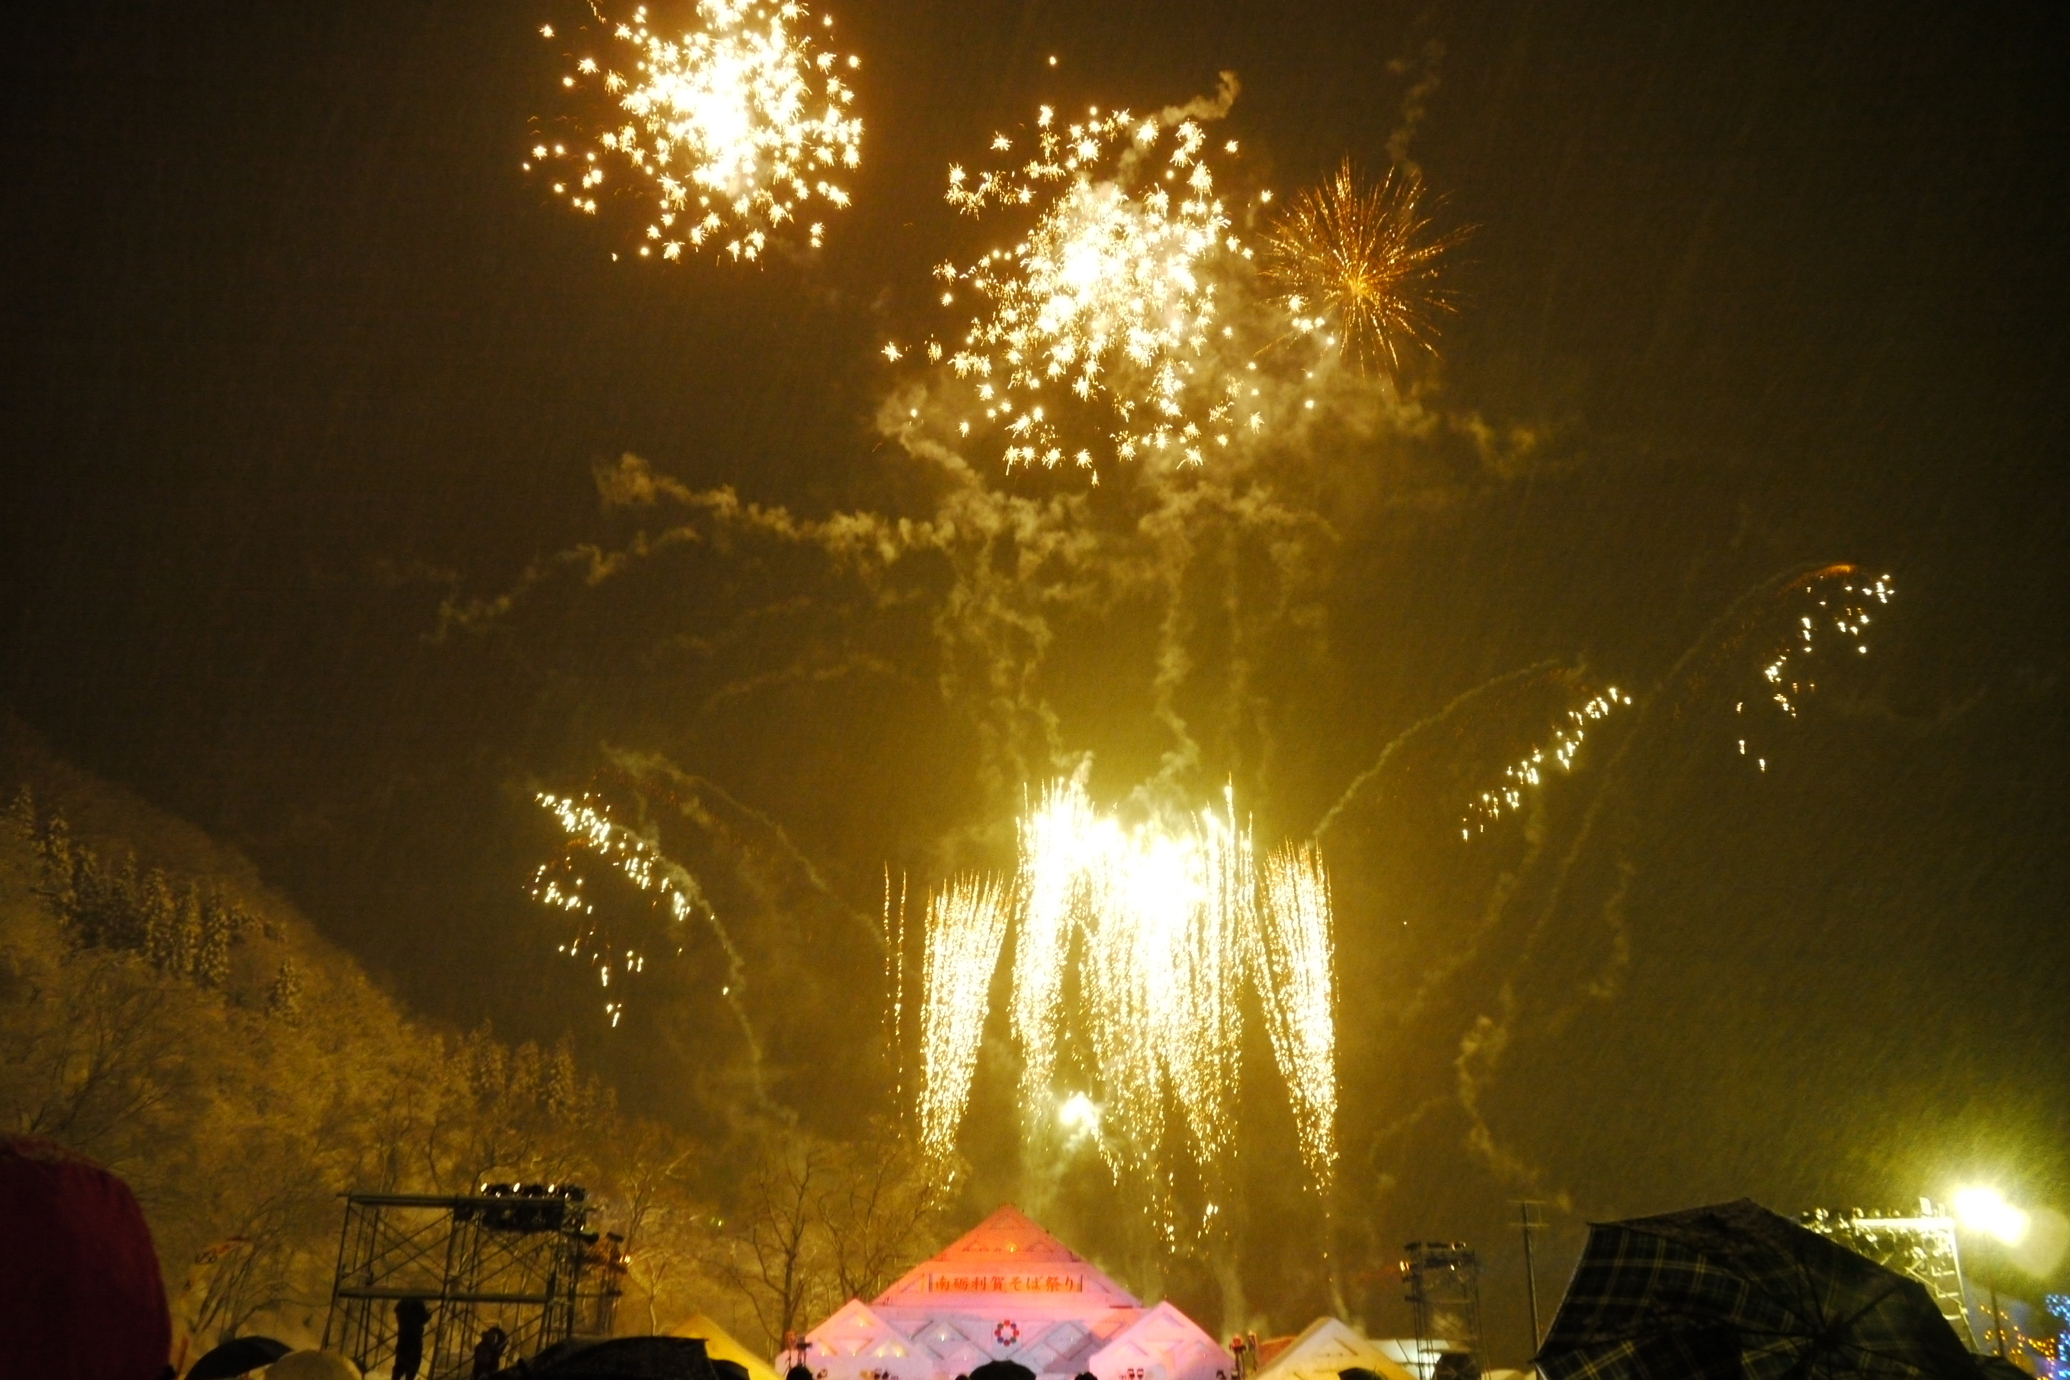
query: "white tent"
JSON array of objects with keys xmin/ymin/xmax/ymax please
[
  {"xmin": 1248, "ymin": 1318, "xmax": 1415, "ymax": 1380},
  {"xmin": 669, "ymin": 1309, "xmax": 784, "ymax": 1380}
]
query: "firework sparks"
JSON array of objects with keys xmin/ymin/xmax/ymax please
[
  {"xmin": 1257, "ymin": 842, "xmax": 1337, "ymax": 1193},
  {"xmin": 1465, "ymin": 687, "xmax": 1632, "ymax": 836},
  {"xmin": 1010, "ymin": 781, "xmax": 1093, "ymax": 1140},
  {"xmin": 1757, "ymin": 573, "xmax": 1893, "ymax": 717},
  {"xmin": 1463, "ymin": 572, "xmax": 1894, "ymax": 815},
  {"xmin": 1738, "ymin": 571, "xmax": 1894, "ymax": 769},
  {"xmin": 926, "ymin": 104, "xmax": 1254, "ymax": 470},
  {"xmin": 1264, "ymin": 158, "xmax": 1469, "ymax": 377},
  {"xmin": 911, "ymin": 780, "xmax": 1336, "ymax": 1209},
  {"xmin": 529, "ymin": 0, "xmax": 862, "ymax": 261},
  {"xmin": 1165, "ymin": 790, "xmax": 1252, "ymax": 1175},
  {"xmin": 916, "ymin": 874, "xmax": 1012, "ymax": 1168},
  {"xmin": 532, "ymin": 790, "xmax": 707, "ymax": 1023}
]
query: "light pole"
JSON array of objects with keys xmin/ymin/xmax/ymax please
[{"xmin": 1511, "ymin": 1200, "xmax": 1545, "ymax": 1353}]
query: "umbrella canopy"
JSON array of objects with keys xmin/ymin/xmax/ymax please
[
  {"xmin": 1536, "ymin": 1199, "xmax": 1988, "ymax": 1380},
  {"xmin": 185, "ymin": 1336, "xmax": 291, "ymax": 1380},
  {"xmin": 266, "ymin": 1354, "xmax": 362, "ymax": 1380},
  {"xmin": 520, "ymin": 1336, "xmax": 723, "ymax": 1380}
]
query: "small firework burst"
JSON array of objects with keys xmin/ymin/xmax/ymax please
[
  {"xmin": 529, "ymin": 0, "xmax": 862, "ymax": 262},
  {"xmin": 1265, "ymin": 158, "xmax": 1470, "ymax": 377}
]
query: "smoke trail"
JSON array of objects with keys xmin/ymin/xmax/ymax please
[
  {"xmin": 1312, "ymin": 659, "xmax": 1569, "ymax": 839},
  {"xmin": 459, "ymin": 441, "xmax": 1347, "ymax": 835},
  {"xmin": 1418, "ymin": 563, "xmax": 1888, "ymax": 1191},
  {"xmin": 531, "ymin": 781, "xmax": 773, "ymax": 1109},
  {"xmin": 607, "ymin": 747, "xmax": 887, "ymax": 952}
]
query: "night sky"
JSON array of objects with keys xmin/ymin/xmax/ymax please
[{"xmin": 4, "ymin": 0, "xmax": 2067, "ymax": 1360}]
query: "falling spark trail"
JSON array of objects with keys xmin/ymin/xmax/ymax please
[
  {"xmin": 1455, "ymin": 570, "xmax": 1893, "ymax": 838},
  {"xmin": 1502, "ymin": 563, "xmax": 1895, "ymax": 977},
  {"xmin": 1756, "ymin": 572, "xmax": 1893, "ymax": 719},
  {"xmin": 533, "ymin": 791, "xmax": 705, "ymax": 999},
  {"xmin": 1312, "ymin": 660, "xmax": 1567, "ymax": 840},
  {"xmin": 910, "ymin": 780, "xmax": 1337, "ymax": 1215},
  {"xmin": 530, "ymin": 789, "xmax": 771, "ymax": 1103},
  {"xmin": 1464, "ymin": 688, "xmax": 1631, "ymax": 836},
  {"xmin": 1010, "ymin": 781, "xmax": 1091, "ymax": 1138},
  {"xmin": 1256, "ymin": 841, "xmax": 1337, "ymax": 1193},
  {"xmin": 917, "ymin": 874, "xmax": 1013, "ymax": 1167}
]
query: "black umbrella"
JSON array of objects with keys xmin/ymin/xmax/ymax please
[
  {"xmin": 1536, "ymin": 1198, "xmax": 1988, "ymax": 1380},
  {"xmin": 184, "ymin": 1336, "xmax": 291, "ymax": 1380}
]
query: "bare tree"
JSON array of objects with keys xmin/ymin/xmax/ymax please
[
  {"xmin": 709, "ymin": 1136, "xmax": 834, "ymax": 1350},
  {"xmin": 819, "ymin": 1123, "xmax": 950, "ymax": 1304},
  {"xmin": 0, "ymin": 950, "xmax": 189, "ymax": 1161},
  {"xmin": 607, "ymin": 1120, "xmax": 704, "ymax": 1333}
]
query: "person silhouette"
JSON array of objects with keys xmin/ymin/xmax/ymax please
[
  {"xmin": 471, "ymin": 1325, "xmax": 508, "ymax": 1379},
  {"xmin": 392, "ymin": 1297, "xmax": 430, "ymax": 1380}
]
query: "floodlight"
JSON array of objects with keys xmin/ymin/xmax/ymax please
[{"xmin": 1954, "ymin": 1186, "xmax": 2032, "ymax": 1247}]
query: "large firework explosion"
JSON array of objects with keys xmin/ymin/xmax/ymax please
[
  {"xmin": 496, "ymin": 43, "xmax": 1905, "ymax": 1277},
  {"xmin": 914, "ymin": 104, "xmax": 1263, "ymax": 471},
  {"xmin": 528, "ymin": 0, "xmax": 862, "ymax": 261},
  {"xmin": 1264, "ymin": 158, "xmax": 1471, "ymax": 377}
]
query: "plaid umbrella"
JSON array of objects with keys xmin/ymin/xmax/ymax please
[{"xmin": 1536, "ymin": 1199, "xmax": 1987, "ymax": 1380}]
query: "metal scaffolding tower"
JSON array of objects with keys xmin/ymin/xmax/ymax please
[
  {"xmin": 1401, "ymin": 1241, "xmax": 1482, "ymax": 1380},
  {"xmin": 1800, "ymin": 1201, "xmax": 1977, "ymax": 1349},
  {"xmin": 322, "ymin": 1184, "xmax": 623, "ymax": 1379}
]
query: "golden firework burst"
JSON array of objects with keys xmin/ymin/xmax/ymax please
[{"xmin": 1265, "ymin": 158, "xmax": 1470, "ymax": 376}]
